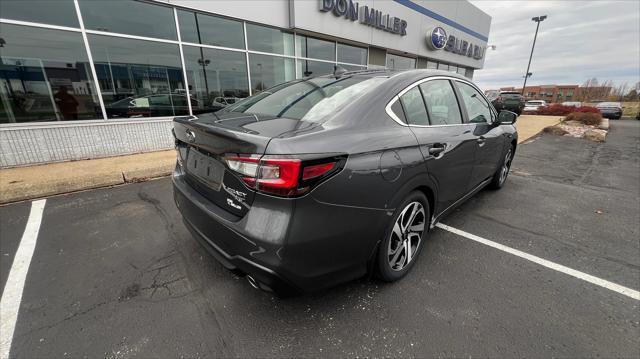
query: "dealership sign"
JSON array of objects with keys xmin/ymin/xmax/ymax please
[
  {"xmin": 320, "ymin": 0, "xmax": 407, "ymax": 36},
  {"xmin": 427, "ymin": 27, "xmax": 485, "ymax": 60}
]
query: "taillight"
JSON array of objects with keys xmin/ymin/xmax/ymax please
[{"xmin": 224, "ymin": 154, "xmax": 343, "ymax": 197}]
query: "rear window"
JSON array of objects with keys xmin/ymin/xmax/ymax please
[
  {"xmin": 222, "ymin": 76, "xmax": 385, "ymax": 122},
  {"xmin": 500, "ymin": 92, "xmax": 522, "ymax": 99}
]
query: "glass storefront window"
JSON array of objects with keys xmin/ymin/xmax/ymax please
[
  {"xmin": 79, "ymin": 0, "xmax": 177, "ymax": 40},
  {"xmin": 437, "ymin": 62, "xmax": 449, "ymax": 70},
  {"xmin": 183, "ymin": 46, "xmax": 249, "ymax": 114},
  {"xmin": 296, "ymin": 60, "xmax": 335, "ymax": 78},
  {"xmin": 88, "ymin": 34, "xmax": 187, "ymax": 118},
  {"xmin": 427, "ymin": 61, "xmax": 438, "ymax": 69},
  {"xmin": 296, "ymin": 35, "xmax": 335, "ymax": 61},
  {"xmin": 246, "ymin": 24, "xmax": 293, "ymax": 56},
  {"xmin": 178, "ymin": 10, "xmax": 245, "ymax": 49},
  {"xmin": 448, "ymin": 65, "xmax": 458, "ymax": 73},
  {"xmin": 0, "ymin": 24, "xmax": 101, "ymax": 123},
  {"xmin": 0, "ymin": 0, "xmax": 79, "ymax": 28},
  {"xmin": 337, "ymin": 43, "xmax": 367, "ymax": 65},
  {"xmin": 386, "ymin": 54, "xmax": 415, "ymax": 70},
  {"xmin": 457, "ymin": 67, "xmax": 466, "ymax": 75},
  {"xmin": 249, "ymin": 54, "xmax": 294, "ymax": 94}
]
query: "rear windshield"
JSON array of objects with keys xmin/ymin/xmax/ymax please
[
  {"xmin": 500, "ymin": 92, "xmax": 522, "ymax": 99},
  {"xmin": 221, "ymin": 76, "xmax": 385, "ymax": 122}
]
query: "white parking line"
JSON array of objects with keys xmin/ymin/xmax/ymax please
[
  {"xmin": 436, "ymin": 223, "xmax": 640, "ymax": 301},
  {"xmin": 1, "ymin": 199, "xmax": 46, "ymax": 359}
]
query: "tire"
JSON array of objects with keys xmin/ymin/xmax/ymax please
[
  {"xmin": 489, "ymin": 145, "xmax": 514, "ymax": 190},
  {"xmin": 376, "ymin": 191, "xmax": 430, "ymax": 282}
]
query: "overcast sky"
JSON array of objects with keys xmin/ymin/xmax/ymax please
[{"xmin": 469, "ymin": 0, "xmax": 640, "ymax": 91}]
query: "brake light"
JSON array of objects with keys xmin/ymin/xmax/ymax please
[
  {"xmin": 224, "ymin": 155, "xmax": 341, "ymax": 197},
  {"xmin": 302, "ymin": 162, "xmax": 335, "ymax": 180}
]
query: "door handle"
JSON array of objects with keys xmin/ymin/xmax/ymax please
[
  {"xmin": 428, "ymin": 144, "xmax": 446, "ymax": 155},
  {"xmin": 477, "ymin": 136, "xmax": 486, "ymax": 146}
]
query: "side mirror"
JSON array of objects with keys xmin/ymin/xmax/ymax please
[{"xmin": 497, "ymin": 110, "xmax": 518, "ymax": 124}]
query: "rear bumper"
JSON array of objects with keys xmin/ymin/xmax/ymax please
[
  {"xmin": 600, "ymin": 111, "xmax": 622, "ymax": 119},
  {"xmin": 173, "ymin": 167, "xmax": 382, "ymax": 293}
]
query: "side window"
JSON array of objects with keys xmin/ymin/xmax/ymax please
[
  {"xmin": 457, "ymin": 82, "xmax": 493, "ymax": 124},
  {"xmin": 418, "ymin": 80, "xmax": 462, "ymax": 125},
  {"xmin": 399, "ymin": 87, "xmax": 429, "ymax": 126}
]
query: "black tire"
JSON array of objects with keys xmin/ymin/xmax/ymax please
[
  {"xmin": 376, "ymin": 191, "xmax": 430, "ymax": 282},
  {"xmin": 489, "ymin": 145, "xmax": 514, "ymax": 189}
]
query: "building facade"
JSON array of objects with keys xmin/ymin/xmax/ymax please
[
  {"xmin": 500, "ymin": 85, "xmax": 613, "ymax": 103},
  {"xmin": 0, "ymin": 0, "xmax": 491, "ymax": 167}
]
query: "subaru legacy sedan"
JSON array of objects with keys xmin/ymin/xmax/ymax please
[{"xmin": 172, "ymin": 69, "xmax": 518, "ymax": 295}]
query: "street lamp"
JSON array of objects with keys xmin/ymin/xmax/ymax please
[{"xmin": 521, "ymin": 15, "xmax": 547, "ymax": 95}]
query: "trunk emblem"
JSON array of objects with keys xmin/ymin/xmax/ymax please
[{"xmin": 185, "ymin": 129, "xmax": 196, "ymax": 142}]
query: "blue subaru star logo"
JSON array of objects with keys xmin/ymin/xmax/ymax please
[{"xmin": 430, "ymin": 27, "xmax": 447, "ymax": 50}]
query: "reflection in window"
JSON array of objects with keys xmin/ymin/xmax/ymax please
[
  {"xmin": 400, "ymin": 87, "xmax": 428, "ymax": 126},
  {"xmin": 437, "ymin": 62, "xmax": 449, "ymax": 70},
  {"xmin": 296, "ymin": 60, "xmax": 335, "ymax": 78},
  {"xmin": 457, "ymin": 82, "xmax": 492, "ymax": 124},
  {"xmin": 183, "ymin": 46, "xmax": 249, "ymax": 113},
  {"xmin": 448, "ymin": 65, "xmax": 458, "ymax": 73},
  {"xmin": 177, "ymin": 10, "xmax": 245, "ymax": 49},
  {"xmin": 296, "ymin": 35, "xmax": 335, "ymax": 61},
  {"xmin": 386, "ymin": 54, "xmax": 415, "ymax": 70},
  {"xmin": 427, "ymin": 61, "xmax": 438, "ymax": 69},
  {"xmin": 249, "ymin": 54, "xmax": 294, "ymax": 94},
  {"xmin": 337, "ymin": 43, "xmax": 367, "ymax": 65},
  {"xmin": 457, "ymin": 67, "xmax": 466, "ymax": 75},
  {"xmin": 79, "ymin": 0, "xmax": 177, "ymax": 40},
  {"xmin": 419, "ymin": 80, "xmax": 462, "ymax": 125},
  {"xmin": 0, "ymin": 0, "xmax": 79, "ymax": 28},
  {"xmin": 0, "ymin": 24, "xmax": 101, "ymax": 123},
  {"xmin": 246, "ymin": 24, "xmax": 293, "ymax": 55},
  {"xmin": 89, "ymin": 35, "xmax": 187, "ymax": 118},
  {"xmin": 340, "ymin": 64, "xmax": 367, "ymax": 71}
]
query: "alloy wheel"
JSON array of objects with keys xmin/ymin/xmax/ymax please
[
  {"xmin": 388, "ymin": 201, "xmax": 426, "ymax": 271},
  {"xmin": 499, "ymin": 149, "xmax": 513, "ymax": 185}
]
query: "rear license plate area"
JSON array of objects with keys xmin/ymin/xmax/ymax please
[{"xmin": 186, "ymin": 149, "xmax": 224, "ymax": 191}]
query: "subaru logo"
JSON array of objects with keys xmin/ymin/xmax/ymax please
[
  {"xmin": 185, "ymin": 129, "xmax": 196, "ymax": 143},
  {"xmin": 428, "ymin": 27, "xmax": 447, "ymax": 50}
]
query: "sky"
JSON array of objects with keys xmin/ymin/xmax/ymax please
[{"xmin": 469, "ymin": 0, "xmax": 640, "ymax": 91}]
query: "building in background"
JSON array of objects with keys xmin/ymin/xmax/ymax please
[
  {"xmin": 499, "ymin": 84, "xmax": 613, "ymax": 103},
  {"xmin": 0, "ymin": 0, "xmax": 491, "ymax": 167}
]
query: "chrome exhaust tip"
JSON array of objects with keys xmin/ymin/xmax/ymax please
[{"xmin": 246, "ymin": 275, "xmax": 260, "ymax": 289}]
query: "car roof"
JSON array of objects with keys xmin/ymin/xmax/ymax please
[
  {"xmin": 597, "ymin": 102, "xmax": 621, "ymax": 106},
  {"xmin": 311, "ymin": 68, "xmax": 470, "ymax": 82}
]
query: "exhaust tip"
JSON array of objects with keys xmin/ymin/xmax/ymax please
[{"xmin": 246, "ymin": 275, "xmax": 260, "ymax": 289}]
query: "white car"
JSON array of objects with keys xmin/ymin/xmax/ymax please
[
  {"xmin": 524, "ymin": 100, "xmax": 547, "ymax": 112},
  {"xmin": 561, "ymin": 101, "xmax": 581, "ymax": 107}
]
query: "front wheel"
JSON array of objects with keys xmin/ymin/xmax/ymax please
[
  {"xmin": 489, "ymin": 146, "xmax": 514, "ymax": 189},
  {"xmin": 376, "ymin": 192, "xmax": 429, "ymax": 282}
]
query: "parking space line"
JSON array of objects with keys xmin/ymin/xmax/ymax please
[
  {"xmin": 1, "ymin": 199, "xmax": 46, "ymax": 359},
  {"xmin": 435, "ymin": 223, "xmax": 640, "ymax": 301}
]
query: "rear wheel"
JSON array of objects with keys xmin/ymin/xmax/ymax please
[
  {"xmin": 489, "ymin": 146, "xmax": 514, "ymax": 189},
  {"xmin": 376, "ymin": 192, "xmax": 429, "ymax": 282}
]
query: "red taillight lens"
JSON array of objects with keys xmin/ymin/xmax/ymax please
[
  {"xmin": 257, "ymin": 158, "xmax": 301, "ymax": 196},
  {"xmin": 302, "ymin": 162, "xmax": 335, "ymax": 181},
  {"xmin": 225, "ymin": 154, "xmax": 342, "ymax": 197}
]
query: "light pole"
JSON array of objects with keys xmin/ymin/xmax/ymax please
[{"xmin": 521, "ymin": 15, "xmax": 547, "ymax": 96}]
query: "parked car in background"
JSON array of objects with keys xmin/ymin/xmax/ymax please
[
  {"xmin": 491, "ymin": 91, "xmax": 525, "ymax": 115},
  {"xmin": 561, "ymin": 101, "xmax": 582, "ymax": 107},
  {"xmin": 595, "ymin": 102, "xmax": 623, "ymax": 120},
  {"xmin": 172, "ymin": 69, "xmax": 519, "ymax": 295},
  {"xmin": 524, "ymin": 100, "xmax": 547, "ymax": 112},
  {"xmin": 106, "ymin": 94, "xmax": 197, "ymax": 118}
]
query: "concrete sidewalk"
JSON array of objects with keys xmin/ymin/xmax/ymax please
[
  {"xmin": 0, "ymin": 115, "xmax": 560, "ymax": 204},
  {"xmin": 0, "ymin": 150, "xmax": 175, "ymax": 204}
]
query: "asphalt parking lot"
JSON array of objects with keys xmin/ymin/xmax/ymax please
[{"xmin": 1, "ymin": 120, "xmax": 639, "ymax": 358}]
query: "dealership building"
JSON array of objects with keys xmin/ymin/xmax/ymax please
[{"xmin": 0, "ymin": 0, "xmax": 491, "ymax": 167}]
